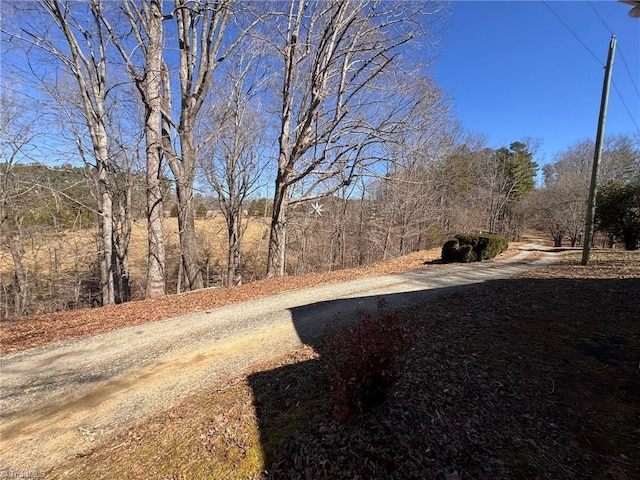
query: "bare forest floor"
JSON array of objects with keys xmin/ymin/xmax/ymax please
[{"xmin": 2, "ymin": 246, "xmax": 639, "ymax": 479}]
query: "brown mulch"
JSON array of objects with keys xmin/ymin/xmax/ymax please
[{"xmin": 259, "ymin": 251, "xmax": 640, "ymax": 479}]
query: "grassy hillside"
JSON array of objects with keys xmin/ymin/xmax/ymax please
[{"xmin": 0, "ymin": 214, "xmax": 272, "ymax": 313}]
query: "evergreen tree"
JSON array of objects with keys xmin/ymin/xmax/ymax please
[{"xmin": 596, "ymin": 180, "xmax": 640, "ymax": 250}]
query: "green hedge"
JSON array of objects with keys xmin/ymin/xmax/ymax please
[
  {"xmin": 441, "ymin": 233, "xmax": 508, "ymax": 263},
  {"xmin": 441, "ymin": 239, "xmax": 460, "ymax": 263}
]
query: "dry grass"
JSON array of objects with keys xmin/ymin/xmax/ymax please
[{"xmin": 0, "ymin": 214, "xmax": 271, "ymax": 302}]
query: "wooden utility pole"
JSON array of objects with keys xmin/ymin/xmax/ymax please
[{"xmin": 582, "ymin": 35, "xmax": 616, "ymax": 266}]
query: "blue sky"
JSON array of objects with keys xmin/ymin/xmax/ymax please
[
  {"xmin": 2, "ymin": 1, "xmax": 637, "ymax": 172},
  {"xmin": 428, "ymin": 0, "xmax": 640, "ymax": 166}
]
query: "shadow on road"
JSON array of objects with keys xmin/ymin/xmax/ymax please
[{"xmin": 248, "ymin": 275, "xmax": 640, "ymax": 478}]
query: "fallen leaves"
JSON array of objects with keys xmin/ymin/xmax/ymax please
[
  {"xmin": 54, "ymin": 245, "xmax": 640, "ymax": 479},
  {"xmin": 0, "ymin": 248, "xmax": 446, "ymax": 355}
]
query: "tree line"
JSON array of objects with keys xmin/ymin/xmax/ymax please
[
  {"xmin": 1, "ymin": 1, "xmax": 638, "ymax": 318},
  {"xmin": 528, "ymin": 135, "xmax": 639, "ymax": 248}
]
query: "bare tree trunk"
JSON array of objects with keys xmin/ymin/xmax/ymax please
[
  {"xmin": 552, "ymin": 232, "xmax": 563, "ymax": 248},
  {"xmin": 176, "ymin": 259, "xmax": 183, "ymax": 294},
  {"xmin": 114, "ymin": 178, "xmax": 133, "ymax": 302},
  {"xmin": 174, "ymin": 172, "xmax": 203, "ymax": 291},
  {"xmin": 336, "ymin": 194, "xmax": 349, "ymax": 269},
  {"xmin": 4, "ymin": 231, "xmax": 29, "ymax": 316},
  {"xmin": 94, "ymin": 163, "xmax": 115, "ymax": 305},
  {"xmin": 227, "ymin": 212, "xmax": 242, "ymax": 286},
  {"xmin": 163, "ymin": 113, "xmax": 203, "ymax": 291},
  {"xmin": 357, "ymin": 189, "xmax": 368, "ymax": 266},
  {"xmin": 267, "ymin": 174, "xmax": 290, "ymax": 277},
  {"xmin": 143, "ymin": 0, "xmax": 167, "ymax": 298}
]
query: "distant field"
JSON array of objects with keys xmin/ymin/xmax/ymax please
[{"xmin": 0, "ymin": 213, "xmax": 272, "ymax": 297}]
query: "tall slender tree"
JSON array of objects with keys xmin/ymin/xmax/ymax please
[
  {"xmin": 264, "ymin": 0, "xmax": 442, "ymax": 276},
  {"xmin": 159, "ymin": 0, "xmax": 234, "ymax": 291},
  {"xmin": 199, "ymin": 47, "xmax": 269, "ymax": 286},
  {"xmin": 100, "ymin": 0, "xmax": 169, "ymax": 298},
  {"xmin": 5, "ymin": 0, "xmax": 120, "ymax": 305}
]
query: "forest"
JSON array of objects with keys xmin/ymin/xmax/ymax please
[{"xmin": 1, "ymin": 0, "xmax": 639, "ymax": 318}]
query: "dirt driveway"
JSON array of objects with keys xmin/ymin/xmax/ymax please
[{"xmin": 0, "ymin": 249, "xmax": 555, "ymax": 473}]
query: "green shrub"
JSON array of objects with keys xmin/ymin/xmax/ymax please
[
  {"xmin": 458, "ymin": 244, "xmax": 477, "ymax": 263},
  {"xmin": 441, "ymin": 239, "xmax": 460, "ymax": 263},
  {"xmin": 482, "ymin": 234, "xmax": 509, "ymax": 259},
  {"xmin": 455, "ymin": 233, "xmax": 479, "ymax": 247},
  {"xmin": 476, "ymin": 236, "xmax": 491, "ymax": 260},
  {"xmin": 442, "ymin": 233, "xmax": 508, "ymax": 263}
]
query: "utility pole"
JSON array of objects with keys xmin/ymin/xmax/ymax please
[{"xmin": 582, "ymin": 35, "xmax": 616, "ymax": 266}]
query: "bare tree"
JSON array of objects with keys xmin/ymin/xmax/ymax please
[
  {"xmin": 537, "ymin": 141, "xmax": 592, "ymax": 246},
  {"xmin": 0, "ymin": 91, "xmax": 39, "ymax": 316},
  {"xmin": 157, "ymin": 0, "xmax": 231, "ymax": 291},
  {"xmin": 370, "ymin": 80, "xmax": 457, "ymax": 255},
  {"xmin": 139, "ymin": 0, "xmax": 169, "ymax": 298},
  {"xmin": 107, "ymin": 93, "xmax": 147, "ymax": 301},
  {"xmin": 100, "ymin": 0, "xmax": 168, "ymax": 298},
  {"xmin": 533, "ymin": 136, "xmax": 639, "ymax": 247},
  {"xmin": 2, "ymin": 0, "xmax": 121, "ymax": 304},
  {"xmin": 0, "ymin": 88, "xmax": 103, "ymax": 315},
  {"xmin": 263, "ymin": 0, "xmax": 442, "ymax": 276},
  {"xmin": 106, "ymin": 0, "xmax": 260, "ymax": 292},
  {"xmin": 156, "ymin": 0, "xmax": 265, "ymax": 292},
  {"xmin": 199, "ymin": 47, "xmax": 269, "ymax": 286}
]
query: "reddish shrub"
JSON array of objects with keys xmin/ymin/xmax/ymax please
[{"xmin": 328, "ymin": 298, "xmax": 416, "ymax": 420}]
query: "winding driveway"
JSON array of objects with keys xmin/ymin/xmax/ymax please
[{"xmin": 0, "ymin": 248, "xmax": 556, "ymax": 472}]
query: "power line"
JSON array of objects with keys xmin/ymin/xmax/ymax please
[
  {"xmin": 612, "ymin": 80, "xmax": 640, "ymax": 133},
  {"xmin": 545, "ymin": 1, "xmax": 640, "ymax": 134},
  {"xmin": 613, "ymin": 49, "xmax": 639, "ymax": 98},
  {"xmin": 588, "ymin": 1, "xmax": 640, "ymax": 99},
  {"xmin": 543, "ymin": 1, "xmax": 603, "ymax": 66}
]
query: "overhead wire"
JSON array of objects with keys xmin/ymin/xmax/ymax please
[
  {"xmin": 612, "ymin": 82, "xmax": 640, "ymax": 133},
  {"xmin": 588, "ymin": 1, "xmax": 640, "ymax": 99},
  {"xmin": 542, "ymin": 1, "xmax": 603, "ymax": 66},
  {"xmin": 544, "ymin": 1, "xmax": 640, "ymax": 134}
]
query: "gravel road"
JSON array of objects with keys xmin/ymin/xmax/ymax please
[{"xmin": 0, "ymin": 249, "xmax": 555, "ymax": 473}]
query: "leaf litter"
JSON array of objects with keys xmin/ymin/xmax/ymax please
[{"xmin": 7, "ymin": 248, "xmax": 640, "ymax": 479}]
